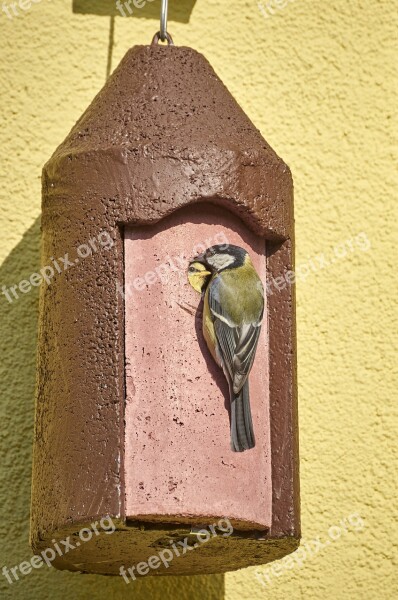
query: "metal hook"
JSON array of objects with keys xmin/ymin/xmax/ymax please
[
  {"xmin": 151, "ymin": 31, "xmax": 174, "ymax": 46},
  {"xmin": 151, "ymin": 0, "xmax": 174, "ymax": 46},
  {"xmin": 160, "ymin": 0, "xmax": 168, "ymax": 42}
]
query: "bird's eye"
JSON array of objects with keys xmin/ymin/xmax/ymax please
[{"xmin": 188, "ymin": 267, "xmax": 196, "ymax": 273}]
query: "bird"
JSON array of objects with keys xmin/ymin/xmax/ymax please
[{"xmin": 187, "ymin": 244, "xmax": 264, "ymax": 452}]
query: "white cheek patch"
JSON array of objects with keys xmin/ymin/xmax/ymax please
[{"xmin": 207, "ymin": 254, "xmax": 235, "ymax": 270}]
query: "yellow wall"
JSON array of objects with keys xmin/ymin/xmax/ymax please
[{"xmin": 0, "ymin": 1, "xmax": 396, "ymax": 598}]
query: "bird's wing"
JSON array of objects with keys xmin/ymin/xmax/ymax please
[{"xmin": 208, "ymin": 289, "xmax": 263, "ymax": 394}]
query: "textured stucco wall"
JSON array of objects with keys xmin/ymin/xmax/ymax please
[{"xmin": 0, "ymin": 1, "xmax": 396, "ymax": 599}]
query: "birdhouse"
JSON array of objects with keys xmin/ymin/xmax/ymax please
[{"xmin": 31, "ymin": 42, "xmax": 299, "ymax": 576}]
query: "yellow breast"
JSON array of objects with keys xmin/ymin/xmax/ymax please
[{"xmin": 203, "ymin": 286, "xmax": 220, "ymax": 365}]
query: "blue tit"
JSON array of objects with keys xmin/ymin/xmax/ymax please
[{"xmin": 188, "ymin": 244, "xmax": 264, "ymax": 452}]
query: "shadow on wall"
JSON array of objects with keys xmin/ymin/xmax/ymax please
[
  {"xmin": 0, "ymin": 219, "xmax": 225, "ymax": 599},
  {"xmin": 72, "ymin": 0, "xmax": 197, "ymax": 21}
]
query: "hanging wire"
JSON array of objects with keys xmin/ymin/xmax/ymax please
[
  {"xmin": 151, "ymin": 0, "xmax": 174, "ymax": 45},
  {"xmin": 160, "ymin": 0, "xmax": 168, "ymax": 41}
]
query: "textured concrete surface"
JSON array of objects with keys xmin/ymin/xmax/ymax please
[{"xmin": 0, "ymin": 1, "xmax": 396, "ymax": 599}]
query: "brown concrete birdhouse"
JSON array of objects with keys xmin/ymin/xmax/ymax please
[{"xmin": 31, "ymin": 41, "xmax": 299, "ymax": 576}]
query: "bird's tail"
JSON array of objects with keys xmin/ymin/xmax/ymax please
[{"xmin": 230, "ymin": 381, "xmax": 255, "ymax": 452}]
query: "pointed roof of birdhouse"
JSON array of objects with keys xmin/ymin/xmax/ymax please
[{"xmin": 44, "ymin": 45, "xmax": 293, "ymax": 240}]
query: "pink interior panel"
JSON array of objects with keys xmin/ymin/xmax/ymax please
[{"xmin": 124, "ymin": 204, "xmax": 271, "ymax": 530}]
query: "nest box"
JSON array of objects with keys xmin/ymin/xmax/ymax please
[{"xmin": 31, "ymin": 43, "xmax": 300, "ymax": 576}]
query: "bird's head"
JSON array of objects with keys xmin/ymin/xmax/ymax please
[{"xmin": 191, "ymin": 244, "xmax": 248, "ymax": 274}]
